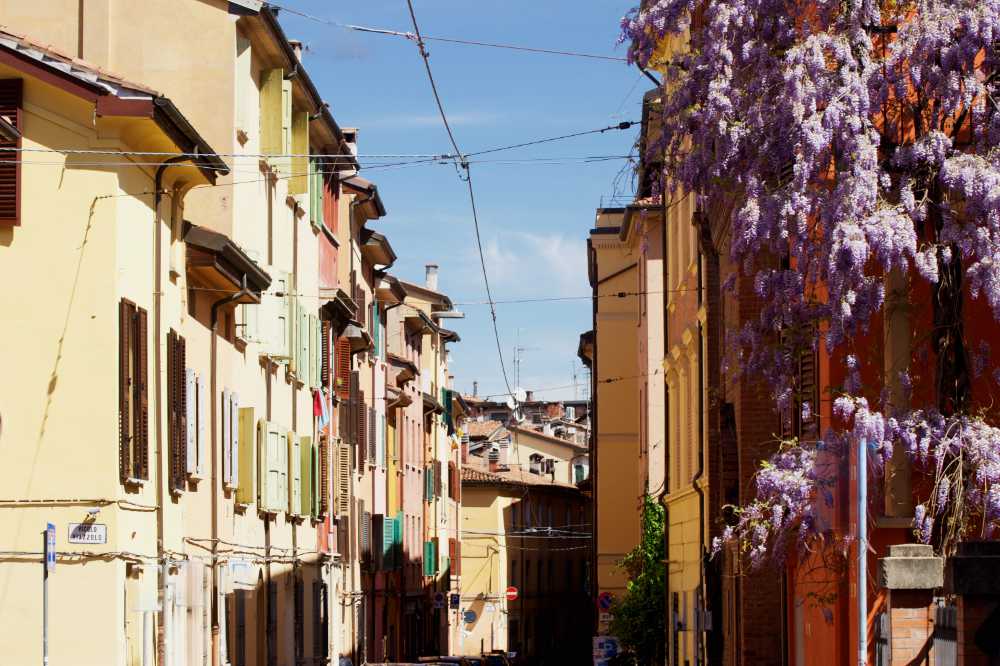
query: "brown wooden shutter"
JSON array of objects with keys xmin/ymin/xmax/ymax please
[
  {"xmin": 367, "ymin": 406, "xmax": 376, "ymax": 463},
  {"xmin": 319, "ymin": 436, "xmax": 330, "ymax": 517},
  {"xmin": 119, "ymin": 300, "xmax": 134, "ymax": 483},
  {"xmin": 335, "ymin": 337, "xmax": 351, "ymax": 400},
  {"xmin": 348, "ymin": 370, "xmax": 359, "ymax": 445},
  {"xmin": 135, "ymin": 307, "xmax": 149, "ymax": 479},
  {"xmin": 168, "ymin": 331, "xmax": 188, "ymax": 492},
  {"xmin": 0, "ymin": 79, "xmax": 22, "ymax": 226},
  {"xmin": 320, "ymin": 321, "xmax": 331, "ymax": 389},
  {"xmin": 358, "ymin": 391, "xmax": 367, "ymax": 468}
]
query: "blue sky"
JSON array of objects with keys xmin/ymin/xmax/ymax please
[{"xmin": 276, "ymin": 0, "xmax": 644, "ymax": 401}]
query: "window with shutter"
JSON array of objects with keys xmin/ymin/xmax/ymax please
[
  {"xmin": 310, "ymin": 315, "xmax": 320, "ymax": 389},
  {"xmin": 321, "ymin": 321, "xmax": 331, "ymax": 389},
  {"xmin": 228, "ymin": 393, "xmax": 240, "ymax": 490},
  {"xmin": 336, "ymin": 515, "xmax": 349, "ymax": 557},
  {"xmin": 300, "ymin": 435, "xmax": 313, "ymax": 518},
  {"xmin": 289, "ymin": 111, "xmax": 308, "ymax": 196},
  {"xmin": 336, "ymin": 442, "xmax": 350, "ymax": 516},
  {"xmin": 119, "ymin": 299, "xmax": 150, "ymax": 483},
  {"xmin": 423, "ymin": 540, "xmax": 435, "ymax": 577},
  {"xmin": 184, "ymin": 368, "xmax": 198, "ymax": 476},
  {"xmin": 367, "ymin": 406, "xmax": 376, "ymax": 464},
  {"xmin": 392, "ymin": 512, "xmax": 403, "ymax": 571},
  {"xmin": 424, "ymin": 465, "xmax": 433, "ymax": 502},
  {"xmin": 310, "ymin": 441, "xmax": 320, "ymax": 519},
  {"xmin": 435, "ymin": 460, "xmax": 443, "ymax": 498},
  {"xmin": 167, "ymin": 331, "xmax": 188, "ymax": 493},
  {"xmin": 0, "ymin": 79, "xmax": 22, "ymax": 226},
  {"xmin": 358, "ymin": 391, "xmax": 368, "ymax": 468},
  {"xmin": 236, "ymin": 408, "xmax": 255, "ymax": 505},
  {"xmin": 335, "ymin": 336, "xmax": 350, "ymax": 399},
  {"xmin": 318, "ymin": 436, "xmax": 329, "ymax": 518},
  {"xmin": 360, "ymin": 505, "xmax": 371, "ymax": 565},
  {"xmin": 289, "ymin": 432, "xmax": 302, "ymax": 516},
  {"xmin": 448, "ymin": 538, "xmax": 456, "ymax": 575},
  {"xmin": 381, "ymin": 516, "xmax": 396, "ymax": 571},
  {"xmin": 349, "ymin": 370, "xmax": 359, "ymax": 447},
  {"xmin": 259, "ymin": 69, "xmax": 283, "ymax": 160}
]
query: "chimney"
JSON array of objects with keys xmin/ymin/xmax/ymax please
[
  {"xmin": 525, "ymin": 390, "xmax": 534, "ymax": 402},
  {"xmin": 288, "ymin": 40, "xmax": 304, "ymax": 62},
  {"xmin": 473, "ymin": 381, "xmax": 479, "ymax": 397},
  {"xmin": 342, "ymin": 129, "xmax": 359, "ymax": 157},
  {"xmin": 425, "ymin": 264, "xmax": 439, "ymax": 291}
]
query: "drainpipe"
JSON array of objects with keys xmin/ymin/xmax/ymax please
[
  {"xmin": 857, "ymin": 437, "xmax": 868, "ymax": 666},
  {"xmin": 209, "ymin": 274, "xmax": 251, "ymax": 666},
  {"xmin": 153, "ymin": 155, "xmax": 192, "ymax": 666}
]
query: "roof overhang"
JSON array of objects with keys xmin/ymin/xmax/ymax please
[
  {"xmin": 423, "ymin": 392, "xmax": 444, "ymax": 415},
  {"xmin": 387, "ymin": 353, "xmax": 419, "ymax": 387},
  {"xmin": 577, "ymin": 330, "xmax": 594, "ymax": 367},
  {"xmin": 386, "ymin": 385, "xmax": 413, "ymax": 409},
  {"xmin": 183, "ymin": 223, "xmax": 271, "ymax": 304},
  {"xmin": 343, "ymin": 321, "xmax": 373, "ymax": 353},
  {"xmin": 0, "ymin": 32, "xmax": 226, "ymax": 183},
  {"xmin": 361, "ymin": 229, "xmax": 397, "ymax": 269},
  {"xmin": 440, "ymin": 328, "xmax": 461, "ymax": 343},
  {"xmin": 376, "ymin": 274, "xmax": 408, "ymax": 306},
  {"xmin": 321, "ymin": 288, "xmax": 358, "ymax": 326},
  {"xmin": 451, "ymin": 391, "xmax": 471, "ymax": 417},
  {"xmin": 342, "ymin": 175, "xmax": 386, "ymax": 218},
  {"xmin": 396, "ymin": 280, "xmax": 454, "ymax": 311},
  {"xmin": 404, "ymin": 310, "xmax": 439, "ymax": 335}
]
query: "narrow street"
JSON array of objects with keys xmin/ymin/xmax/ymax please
[{"xmin": 0, "ymin": 1, "xmax": 999, "ymax": 665}]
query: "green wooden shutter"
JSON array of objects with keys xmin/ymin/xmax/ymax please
[
  {"xmin": 382, "ymin": 515, "xmax": 394, "ymax": 571},
  {"xmin": 423, "ymin": 541, "xmax": 434, "ymax": 576},
  {"xmin": 280, "ymin": 77, "xmax": 293, "ymax": 173},
  {"xmin": 393, "ymin": 511, "xmax": 403, "ymax": 570},
  {"xmin": 299, "ymin": 303, "xmax": 309, "ymax": 385},
  {"xmin": 309, "ymin": 315, "xmax": 320, "ymax": 389},
  {"xmin": 311, "ymin": 442, "xmax": 320, "ymax": 518},
  {"xmin": 300, "ymin": 436, "xmax": 313, "ymax": 517},
  {"xmin": 425, "ymin": 465, "xmax": 433, "ymax": 501},
  {"xmin": 257, "ymin": 419, "xmax": 268, "ymax": 508},
  {"xmin": 259, "ymin": 69, "xmax": 284, "ymax": 158},
  {"xmin": 289, "ymin": 111, "xmax": 308, "ymax": 195},
  {"xmin": 236, "ymin": 408, "xmax": 256, "ymax": 505},
  {"xmin": 289, "ymin": 432, "xmax": 302, "ymax": 515}
]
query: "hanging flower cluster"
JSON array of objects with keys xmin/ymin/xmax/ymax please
[{"xmin": 620, "ymin": 0, "xmax": 1000, "ymax": 563}]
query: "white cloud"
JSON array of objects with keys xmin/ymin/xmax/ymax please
[{"xmin": 481, "ymin": 230, "xmax": 588, "ymax": 297}]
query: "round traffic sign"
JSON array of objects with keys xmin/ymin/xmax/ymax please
[
  {"xmin": 463, "ymin": 610, "xmax": 477, "ymax": 624},
  {"xmin": 598, "ymin": 591, "xmax": 615, "ymax": 610},
  {"xmin": 505, "ymin": 586, "xmax": 518, "ymax": 602}
]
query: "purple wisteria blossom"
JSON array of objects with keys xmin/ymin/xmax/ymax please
[{"xmin": 622, "ymin": 0, "xmax": 1000, "ymax": 562}]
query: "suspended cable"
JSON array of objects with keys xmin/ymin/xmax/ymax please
[
  {"xmin": 266, "ymin": 2, "xmax": 627, "ymax": 62},
  {"xmin": 404, "ymin": 0, "xmax": 518, "ymax": 412}
]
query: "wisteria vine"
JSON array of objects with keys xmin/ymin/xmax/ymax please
[{"xmin": 620, "ymin": 0, "xmax": 1000, "ymax": 562}]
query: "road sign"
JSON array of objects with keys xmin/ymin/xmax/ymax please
[
  {"xmin": 463, "ymin": 609, "xmax": 477, "ymax": 624},
  {"xmin": 68, "ymin": 523, "xmax": 107, "ymax": 544},
  {"xmin": 449, "ymin": 593, "xmax": 460, "ymax": 609},
  {"xmin": 45, "ymin": 523, "xmax": 55, "ymax": 572},
  {"xmin": 505, "ymin": 586, "xmax": 518, "ymax": 602},
  {"xmin": 433, "ymin": 592, "xmax": 445, "ymax": 609},
  {"xmin": 598, "ymin": 591, "xmax": 614, "ymax": 610}
]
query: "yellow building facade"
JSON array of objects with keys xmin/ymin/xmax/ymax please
[{"xmin": 0, "ymin": 5, "xmax": 360, "ymax": 665}]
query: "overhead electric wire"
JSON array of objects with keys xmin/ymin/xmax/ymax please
[
  {"xmin": 266, "ymin": 2, "xmax": 627, "ymax": 62},
  {"xmin": 403, "ymin": 0, "xmax": 519, "ymax": 412}
]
